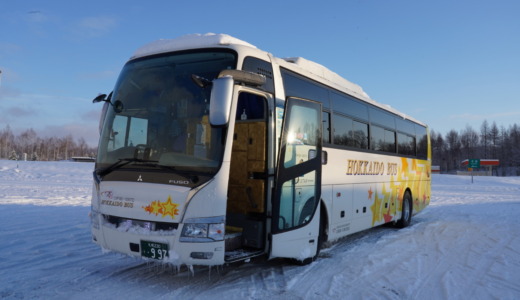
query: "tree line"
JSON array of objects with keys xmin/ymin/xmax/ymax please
[
  {"xmin": 431, "ymin": 120, "xmax": 520, "ymax": 176},
  {"xmin": 0, "ymin": 125, "xmax": 97, "ymax": 161},
  {"xmin": 1, "ymin": 121, "xmax": 520, "ymax": 175}
]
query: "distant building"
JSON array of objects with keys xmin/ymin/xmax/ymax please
[
  {"xmin": 71, "ymin": 157, "xmax": 95, "ymax": 162},
  {"xmin": 459, "ymin": 159, "xmax": 499, "ymax": 176}
]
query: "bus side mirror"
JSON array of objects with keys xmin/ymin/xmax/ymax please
[
  {"xmin": 209, "ymin": 76, "xmax": 234, "ymax": 126},
  {"xmin": 93, "ymin": 94, "xmax": 107, "ymax": 103}
]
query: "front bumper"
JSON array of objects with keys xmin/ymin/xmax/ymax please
[{"xmin": 91, "ymin": 214, "xmax": 225, "ymax": 266}]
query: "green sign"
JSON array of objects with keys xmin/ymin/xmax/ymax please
[{"xmin": 468, "ymin": 159, "xmax": 480, "ymax": 168}]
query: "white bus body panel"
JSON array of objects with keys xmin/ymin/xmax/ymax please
[
  {"xmin": 96, "ymin": 181, "xmax": 190, "ymax": 222},
  {"xmin": 91, "ymin": 162, "xmax": 231, "ymax": 266},
  {"xmin": 270, "ymin": 205, "xmax": 320, "ymax": 261},
  {"xmin": 322, "ymin": 147, "xmax": 430, "ymax": 242}
]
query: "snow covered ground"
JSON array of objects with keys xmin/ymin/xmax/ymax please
[{"xmin": 1, "ymin": 160, "xmax": 519, "ymax": 300}]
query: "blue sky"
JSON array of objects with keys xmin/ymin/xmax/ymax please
[{"xmin": 1, "ymin": 0, "xmax": 519, "ymax": 146}]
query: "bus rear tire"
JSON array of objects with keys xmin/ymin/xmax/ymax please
[{"xmin": 396, "ymin": 191, "xmax": 412, "ymax": 228}]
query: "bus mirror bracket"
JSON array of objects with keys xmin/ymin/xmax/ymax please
[
  {"xmin": 93, "ymin": 92, "xmax": 113, "ymax": 134},
  {"xmin": 209, "ymin": 76, "xmax": 234, "ymax": 126},
  {"xmin": 92, "ymin": 92, "xmax": 112, "ymax": 104}
]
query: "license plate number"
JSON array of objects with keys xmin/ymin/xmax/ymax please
[{"xmin": 140, "ymin": 241, "xmax": 169, "ymax": 260}]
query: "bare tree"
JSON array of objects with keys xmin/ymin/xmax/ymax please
[
  {"xmin": 0, "ymin": 125, "xmax": 97, "ymax": 161},
  {"xmin": 430, "ymin": 130, "xmax": 445, "ymax": 169},
  {"xmin": 445, "ymin": 129, "xmax": 461, "ymax": 172},
  {"xmin": 0, "ymin": 125, "xmax": 15, "ymax": 158},
  {"xmin": 480, "ymin": 120, "xmax": 490, "ymax": 158},
  {"xmin": 510, "ymin": 124, "xmax": 520, "ymax": 168},
  {"xmin": 489, "ymin": 121, "xmax": 499, "ymax": 159},
  {"xmin": 460, "ymin": 125, "xmax": 479, "ymax": 160}
]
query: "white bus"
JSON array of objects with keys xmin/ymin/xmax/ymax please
[{"xmin": 91, "ymin": 33, "xmax": 431, "ymax": 266}]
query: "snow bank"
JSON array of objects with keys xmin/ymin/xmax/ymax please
[{"xmin": 0, "ymin": 160, "xmax": 93, "ymax": 206}]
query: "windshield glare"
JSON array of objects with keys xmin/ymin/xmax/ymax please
[{"xmin": 97, "ymin": 50, "xmax": 237, "ymax": 175}]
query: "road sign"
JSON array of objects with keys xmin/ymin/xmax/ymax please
[{"xmin": 468, "ymin": 159, "xmax": 480, "ymax": 168}]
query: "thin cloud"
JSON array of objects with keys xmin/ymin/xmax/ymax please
[
  {"xmin": 0, "ymin": 43, "xmax": 24, "ymax": 58},
  {"xmin": 0, "ymin": 106, "xmax": 38, "ymax": 125},
  {"xmin": 21, "ymin": 10, "xmax": 54, "ymax": 38},
  {"xmin": 79, "ymin": 69, "xmax": 117, "ymax": 80},
  {"xmin": 76, "ymin": 16, "xmax": 118, "ymax": 38},
  {"xmin": 450, "ymin": 111, "xmax": 520, "ymax": 121},
  {"xmin": 81, "ymin": 109, "xmax": 102, "ymax": 121},
  {"xmin": 0, "ymin": 86, "xmax": 22, "ymax": 100},
  {"xmin": 7, "ymin": 106, "xmax": 36, "ymax": 117},
  {"xmin": 26, "ymin": 10, "xmax": 48, "ymax": 23}
]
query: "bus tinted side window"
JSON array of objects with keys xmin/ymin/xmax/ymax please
[
  {"xmin": 371, "ymin": 125, "xmax": 396, "ymax": 153},
  {"xmin": 333, "ymin": 114, "xmax": 353, "ymax": 146},
  {"xmin": 281, "ymin": 66, "xmax": 428, "ymax": 159},
  {"xmin": 416, "ymin": 125, "xmax": 428, "ymax": 159},
  {"xmin": 369, "ymin": 108, "xmax": 395, "ymax": 130},
  {"xmin": 370, "ymin": 125, "xmax": 384, "ymax": 151},
  {"xmin": 332, "ymin": 114, "xmax": 369, "ymax": 149},
  {"xmin": 281, "ymin": 69, "xmax": 330, "ymax": 109},
  {"xmin": 323, "ymin": 111, "xmax": 331, "ymax": 144},
  {"xmin": 331, "ymin": 92, "xmax": 368, "ymax": 120},
  {"xmin": 352, "ymin": 120, "xmax": 369, "ymax": 149},
  {"xmin": 398, "ymin": 133, "xmax": 416, "ymax": 156},
  {"xmin": 385, "ymin": 129, "xmax": 396, "ymax": 153}
]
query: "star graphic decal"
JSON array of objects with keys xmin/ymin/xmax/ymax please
[
  {"xmin": 383, "ymin": 208, "xmax": 393, "ymax": 223},
  {"xmin": 142, "ymin": 195, "xmax": 180, "ymax": 219},
  {"xmin": 160, "ymin": 196, "xmax": 179, "ymax": 219}
]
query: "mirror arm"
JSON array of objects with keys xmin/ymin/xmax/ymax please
[{"xmin": 92, "ymin": 91, "xmax": 113, "ymax": 104}]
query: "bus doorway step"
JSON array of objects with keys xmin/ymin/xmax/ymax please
[{"xmin": 224, "ymin": 248, "xmax": 264, "ymax": 263}]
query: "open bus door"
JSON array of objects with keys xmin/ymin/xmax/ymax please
[{"xmin": 270, "ymin": 98, "xmax": 322, "ymax": 262}]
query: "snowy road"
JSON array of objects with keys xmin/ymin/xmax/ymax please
[{"xmin": 1, "ymin": 161, "xmax": 520, "ymax": 299}]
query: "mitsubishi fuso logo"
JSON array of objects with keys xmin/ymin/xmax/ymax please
[{"xmin": 137, "ymin": 175, "xmax": 143, "ymax": 182}]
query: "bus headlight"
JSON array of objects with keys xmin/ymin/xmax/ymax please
[
  {"xmin": 183, "ymin": 223, "xmax": 208, "ymax": 239},
  {"xmin": 180, "ymin": 216, "xmax": 225, "ymax": 242},
  {"xmin": 208, "ymin": 223, "xmax": 225, "ymax": 240}
]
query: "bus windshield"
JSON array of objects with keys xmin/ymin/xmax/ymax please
[{"xmin": 96, "ymin": 50, "xmax": 237, "ymax": 178}]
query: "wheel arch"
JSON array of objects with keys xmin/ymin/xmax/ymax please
[{"xmin": 319, "ymin": 199, "xmax": 329, "ymax": 242}]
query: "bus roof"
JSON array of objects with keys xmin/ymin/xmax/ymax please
[
  {"xmin": 131, "ymin": 33, "xmax": 426, "ymax": 127},
  {"xmin": 131, "ymin": 33, "xmax": 257, "ymax": 59},
  {"xmin": 281, "ymin": 56, "xmax": 370, "ymax": 101}
]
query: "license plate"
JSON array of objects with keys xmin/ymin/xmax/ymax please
[{"xmin": 140, "ymin": 241, "xmax": 169, "ymax": 260}]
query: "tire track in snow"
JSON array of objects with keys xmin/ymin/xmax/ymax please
[
  {"xmin": 409, "ymin": 216, "xmax": 520, "ymax": 299},
  {"xmin": 246, "ymin": 266, "xmax": 288, "ymax": 298}
]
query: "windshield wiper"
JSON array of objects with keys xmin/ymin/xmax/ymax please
[
  {"xmin": 191, "ymin": 74, "xmax": 212, "ymax": 88},
  {"xmin": 94, "ymin": 158, "xmax": 158, "ymax": 180}
]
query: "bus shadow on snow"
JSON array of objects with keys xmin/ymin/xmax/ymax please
[{"xmin": 106, "ymin": 218, "xmax": 423, "ymax": 281}]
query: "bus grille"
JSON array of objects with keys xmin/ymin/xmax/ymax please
[{"xmin": 104, "ymin": 215, "xmax": 178, "ymax": 232}]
